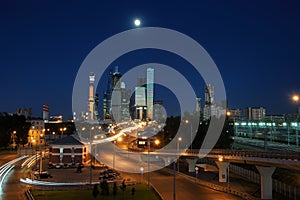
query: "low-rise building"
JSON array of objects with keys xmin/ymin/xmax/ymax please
[
  {"xmin": 49, "ymin": 135, "xmax": 87, "ymax": 166},
  {"xmin": 27, "ymin": 119, "xmax": 45, "ymax": 146}
]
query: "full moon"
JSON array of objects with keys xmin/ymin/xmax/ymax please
[{"xmin": 134, "ymin": 19, "xmax": 141, "ymax": 26}]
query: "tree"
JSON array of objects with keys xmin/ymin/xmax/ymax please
[
  {"xmin": 113, "ymin": 182, "xmax": 118, "ymax": 196},
  {"xmin": 92, "ymin": 184, "xmax": 99, "ymax": 198},
  {"xmin": 0, "ymin": 113, "xmax": 30, "ymax": 149},
  {"xmin": 131, "ymin": 187, "xmax": 135, "ymax": 196},
  {"xmin": 13, "ymin": 115, "xmax": 30, "ymax": 147},
  {"xmin": 100, "ymin": 179, "xmax": 109, "ymax": 195},
  {"xmin": 0, "ymin": 113, "xmax": 11, "ymax": 148},
  {"xmin": 156, "ymin": 115, "xmax": 233, "ymax": 150}
]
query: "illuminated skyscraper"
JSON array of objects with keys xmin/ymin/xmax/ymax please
[
  {"xmin": 196, "ymin": 98, "xmax": 202, "ymax": 120},
  {"xmin": 203, "ymin": 84, "xmax": 214, "ymax": 120},
  {"xmin": 205, "ymin": 84, "xmax": 214, "ymax": 105},
  {"xmin": 103, "ymin": 66, "xmax": 121, "ymax": 119},
  {"xmin": 146, "ymin": 68, "xmax": 154, "ymax": 120},
  {"xmin": 88, "ymin": 72, "xmax": 95, "ymax": 121},
  {"xmin": 135, "ymin": 86, "xmax": 146, "ymax": 120}
]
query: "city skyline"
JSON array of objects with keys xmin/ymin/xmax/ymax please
[{"xmin": 1, "ymin": 1, "xmax": 300, "ymax": 118}]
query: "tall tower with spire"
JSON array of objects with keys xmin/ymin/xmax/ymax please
[{"xmin": 88, "ymin": 72, "xmax": 95, "ymax": 121}]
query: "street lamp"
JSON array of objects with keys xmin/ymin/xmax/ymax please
[
  {"xmin": 89, "ymin": 126, "xmax": 94, "ymax": 187},
  {"xmin": 292, "ymin": 95, "xmax": 300, "ymax": 115},
  {"xmin": 185, "ymin": 120, "xmax": 193, "ymax": 150},
  {"xmin": 226, "ymin": 111, "xmax": 236, "ymax": 149},
  {"xmin": 147, "ymin": 137, "xmax": 150, "ymax": 190},
  {"xmin": 195, "ymin": 166, "xmax": 199, "ymax": 182},
  {"xmin": 154, "ymin": 139, "xmax": 160, "ymax": 147},
  {"xmin": 177, "ymin": 137, "xmax": 182, "ymax": 172},
  {"xmin": 59, "ymin": 127, "xmax": 67, "ymax": 138},
  {"xmin": 113, "ymin": 137, "xmax": 122, "ymax": 170},
  {"xmin": 140, "ymin": 167, "xmax": 144, "ymax": 183},
  {"xmin": 292, "ymin": 94, "xmax": 299, "ymax": 146},
  {"xmin": 173, "ymin": 137, "xmax": 182, "ymax": 200}
]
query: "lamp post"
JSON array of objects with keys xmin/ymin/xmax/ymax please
[
  {"xmin": 292, "ymin": 95, "xmax": 299, "ymax": 146},
  {"xmin": 195, "ymin": 166, "xmax": 199, "ymax": 182},
  {"xmin": 173, "ymin": 137, "xmax": 182, "ymax": 200},
  {"xmin": 113, "ymin": 140, "xmax": 116, "ymax": 170},
  {"xmin": 177, "ymin": 137, "xmax": 182, "ymax": 172},
  {"xmin": 147, "ymin": 137, "xmax": 150, "ymax": 190},
  {"xmin": 59, "ymin": 127, "xmax": 66, "ymax": 139},
  {"xmin": 89, "ymin": 126, "xmax": 94, "ymax": 187},
  {"xmin": 185, "ymin": 120, "xmax": 193, "ymax": 150},
  {"xmin": 226, "ymin": 111, "xmax": 236, "ymax": 149},
  {"xmin": 113, "ymin": 137, "xmax": 122, "ymax": 170},
  {"xmin": 140, "ymin": 167, "xmax": 144, "ymax": 183}
]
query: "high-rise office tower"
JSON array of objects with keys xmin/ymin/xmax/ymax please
[
  {"xmin": 203, "ymin": 84, "xmax": 214, "ymax": 120},
  {"xmin": 88, "ymin": 72, "xmax": 95, "ymax": 121},
  {"xmin": 205, "ymin": 84, "xmax": 214, "ymax": 105},
  {"xmin": 120, "ymin": 82, "xmax": 130, "ymax": 121},
  {"xmin": 103, "ymin": 66, "xmax": 121, "ymax": 119},
  {"xmin": 196, "ymin": 98, "xmax": 202, "ymax": 120},
  {"xmin": 146, "ymin": 68, "xmax": 154, "ymax": 120},
  {"xmin": 135, "ymin": 86, "xmax": 146, "ymax": 120}
]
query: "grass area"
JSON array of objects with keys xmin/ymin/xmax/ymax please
[
  {"xmin": 31, "ymin": 184, "xmax": 161, "ymax": 200},
  {"xmin": 0, "ymin": 149, "xmax": 17, "ymax": 154}
]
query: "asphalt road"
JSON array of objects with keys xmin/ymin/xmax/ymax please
[
  {"xmin": 0, "ymin": 153, "xmax": 30, "ymax": 200},
  {"xmin": 122, "ymin": 169, "xmax": 240, "ymax": 200},
  {"xmin": 0, "ymin": 153, "xmax": 18, "ymax": 166}
]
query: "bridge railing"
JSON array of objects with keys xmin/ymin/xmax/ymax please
[{"xmin": 185, "ymin": 149, "xmax": 300, "ymax": 161}]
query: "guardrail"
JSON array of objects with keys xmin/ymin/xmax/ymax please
[
  {"xmin": 25, "ymin": 189, "xmax": 35, "ymax": 200},
  {"xmin": 162, "ymin": 168, "xmax": 259, "ymax": 200},
  {"xmin": 185, "ymin": 149, "xmax": 300, "ymax": 161}
]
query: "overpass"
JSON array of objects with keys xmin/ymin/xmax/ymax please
[
  {"xmin": 180, "ymin": 149, "xmax": 299, "ymax": 199},
  {"xmin": 113, "ymin": 148, "xmax": 299, "ymax": 199}
]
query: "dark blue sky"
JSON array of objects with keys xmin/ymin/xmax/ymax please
[{"xmin": 1, "ymin": 1, "xmax": 300, "ymax": 119}]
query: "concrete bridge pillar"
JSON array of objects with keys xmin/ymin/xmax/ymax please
[
  {"xmin": 256, "ymin": 166, "xmax": 276, "ymax": 200},
  {"xmin": 215, "ymin": 161, "xmax": 229, "ymax": 183},
  {"xmin": 186, "ymin": 158, "xmax": 198, "ymax": 172}
]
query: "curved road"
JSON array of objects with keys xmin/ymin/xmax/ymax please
[
  {"xmin": 0, "ymin": 153, "xmax": 29, "ymax": 200},
  {"xmin": 122, "ymin": 169, "xmax": 240, "ymax": 200}
]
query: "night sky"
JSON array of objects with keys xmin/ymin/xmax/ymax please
[{"xmin": 1, "ymin": 1, "xmax": 300, "ymax": 119}]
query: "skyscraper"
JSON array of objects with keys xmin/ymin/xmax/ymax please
[
  {"xmin": 103, "ymin": 66, "xmax": 121, "ymax": 119},
  {"xmin": 205, "ymin": 83, "xmax": 214, "ymax": 105},
  {"xmin": 88, "ymin": 72, "xmax": 95, "ymax": 121},
  {"xmin": 120, "ymin": 82, "xmax": 131, "ymax": 121},
  {"xmin": 146, "ymin": 68, "xmax": 154, "ymax": 120},
  {"xmin": 203, "ymin": 84, "xmax": 214, "ymax": 120},
  {"xmin": 196, "ymin": 98, "xmax": 202, "ymax": 120},
  {"xmin": 135, "ymin": 86, "xmax": 146, "ymax": 120}
]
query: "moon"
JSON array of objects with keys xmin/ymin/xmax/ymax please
[{"xmin": 134, "ymin": 19, "xmax": 141, "ymax": 27}]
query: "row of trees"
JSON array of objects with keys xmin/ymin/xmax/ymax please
[
  {"xmin": 0, "ymin": 113, "xmax": 30, "ymax": 149},
  {"xmin": 156, "ymin": 114, "xmax": 233, "ymax": 149}
]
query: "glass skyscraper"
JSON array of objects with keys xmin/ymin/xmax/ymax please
[{"xmin": 146, "ymin": 68, "xmax": 154, "ymax": 120}]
